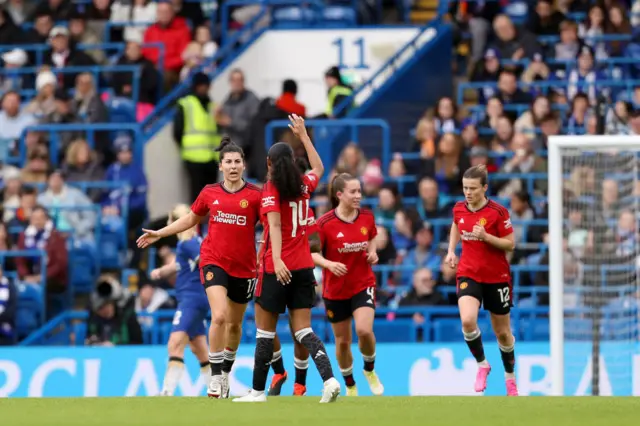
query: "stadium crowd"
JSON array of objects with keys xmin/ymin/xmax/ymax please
[{"xmin": 2, "ymin": 0, "xmax": 640, "ymax": 347}]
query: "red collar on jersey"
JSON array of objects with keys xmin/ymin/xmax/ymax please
[
  {"xmin": 334, "ymin": 207, "xmax": 360, "ymax": 224},
  {"xmin": 464, "ymin": 197, "xmax": 490, "ymax": 213}
]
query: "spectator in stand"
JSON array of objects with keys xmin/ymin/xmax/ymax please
[
  {"xmin": 460, "ymin": 121, "xmax": 480, "ymax": 149},
  {"xmin": 0, "ymin": 223, "xmax": 16, "ymax": 270},
  {"xmin": 25, "ymin": 70, "xmax": 57, "ymax": 118},
  {"xmin": 392, "ymin": 209, "xmax": 420, "ymax": 255},
  {"xmin": 361, "ymin": 159, "xmax": 384, "ymax": 197},
  {"xmin": 0, "ymin": 91, "xmax": 37, "ymax": 147},
  {"xmin": 515, "ymin": 95, "xmax": 551, "ymax": 140},
  {"xmin": 143, "ymin": 0, "xmax": 191, "ymax": 90},
  {"xmin": 179, "ymin": 42, "xmax": 206, "ymax": 81},
  {"xmin": 322, "ymin": 66, "xmax": 353, "ymax": 118},
  {"xmin": 335, "ymin": 142, "xmax": 367, "ymax": 176},
  {"xmin": 534, "ymin": 112, "xmax": 561, "ymax": 149},
  {"xmin": 491, "ymin": 115, "xmax": 514, "ymax": 152},
  {"xmin": 414, "ymin": 177, "xmax": 450, "ymax": 221},
  {"xmin": 103, "ymin": 135, "xmax": 147, "ymax": 234},
  {"xmin": 420, "ymin": 132, "xmax": 469, "ymax": 195},
  {"xmin": 2, "ymin": 176, "xmax": 21, "ymax": 223},
  {"xmin": 86, "ymin": 0, "xmax": 112, "ymax": 42},
  {"xmin": 477, "ymin": 96, "xmax": 504, "ymax": 134},
  {"xmin": 579, "ymin": 5, "xmax": 608, "ymax": 60},
  {"xmin": 388, "ymin": 153, "xmax": 406, "ymax": 179},
  {"xmin": 600, "ymin": 179, "xmax": 620, "ymax": 223},
  {"xmin": 491, "ymin": 14, "xmax": 542, "ymax": 62},
  {"xmin": 41, "ymin": 89, "xmax": 83, "ymax": 154},
  {"xmin": 565, "ymin": 92, "xmax": 591, "ymax": 134},
  {"xmin": 0, "ymin": 160, "xmax": 20, "ymax": 191},
  {"xmin": 374, "ymin": 184, "xmax": 401, "ymax": 224},
  {"xmin": 16, "ymin": 206, "xmax": 68, "ymax": 298},
  {"xmin": 496, "ymin": 70, "xmax": 532, "ymax": 119},
  {"xmin": 5, "ymin": 0, "xmax": 36, "ymax": 26},
  {"xmin": 111, "ymin": 0, "xmax": 157, "ymax": 43},
  {"xmin": 605, "ymin": 100, "xmax": 631, "ymax": 135},
  {"xmin": 25, "ymin": 11, "xmax": 53, "ymax": 45},
  {"xmin": 0, "ymin": 264, "xmax": 17, "ymax": 345},
  {"xmin": 400, "ymin": 225, "xmax": 441, "ymax": 286},
  {"xmin": 72, "ymin": 73, "xmax": 110, "ymax": 160},
  {"xmin": 448, "ymin": 0, "xmax": 501, "ymax": 63},
  {"xmin": 1, "ymin": 49, "xmax": 30, "ymax": 92},
  {"xmin": 437, "ymin": 257, "xmax": 458, "ymax": 305},
  {"xmin": 135, "ymin": 279, "xmax": 174, "ymax": 328},
  {"xmin": 216, "ymin": 69, "xmax": 260, "ymax": 155},
  {"xmin": 560, "ymin": 45, "xmax": 607, "ymax": 105},
  {"xmin": 628, "ymin": 109, "xmax": 640, "ymax": 135},
  {"xmin": 615, "ymin": 210, "xmax": 637, "ymax": 258},
  {"xmin": 29, "ymin": 0, "xmax": 74, "ymax": 21},
  {"xmin": 527, "ymin": 0, "xmax": 566, "ymax": 36},
  {"xmin": 606, "ymin": 4, "xmax": 631, "ymax": 57},
  {"xmin": 7, "ymin": 187, "xmax": 37, "ymax": 229},
  {"xmin": 399, "ymin": 268, "xmax": 446, "ymax": 326},
  {"xmin": 69, "ymin": 10, "xmax": 105, "ymax": 64},
  {"xmin": 554, "ymin": 20, "xmax": 583, "ymax": 68},
  {"xmin": 470, "ymin": 48, "xmax": 502, "ymax": 103},
  {"xmin": 113, "ymin": 41, "xmax": 159, "ymax": 105},
  {"xmin": 62, "ymin": 139, "xmax": 105, "ymax": 202},
  {"xmin": 509, "ymin": 191, "xmax": 536, "ymax": 244},
  {"xmin": 432, "ymin": 97, "xmax": 459, "ymax": 134},
  {"xmin": 0, "ymin": 8, "xmax": 24, "ymax": 45},
  {"xmin": 21, "ymin": 145, "xmax": 50, "ymax": 184},
  {"xmin": 44, "ymin": 26, "xmax": 96, "ymax": 89},
  {"xmin": 38, "ymin": 170, "xmax": 97, "ymax": 242},
  {"xmin": 171, "ymin": 0, "xmax": 206, "ymax": 29},
  {"xmin": 520, "ymin": 53, "xmax": 551, "ymax": 92},
  {"xmin": 496, "ymin": 132, "xmax": 547, "ymax": 198},
  {"xmin": 275, "ymin": 79, "xmax": 306, "ymax": 117},
  {"xmin": 411, "ymin": 117, "xmax": 437, "ymax": 160},
  {"xmin": 193, "ymin": 25, "xmax": 218, "ymax": 59},
  {"xmin": 468, "ymin": 146, "xmax": 496, "ymax": 173}
]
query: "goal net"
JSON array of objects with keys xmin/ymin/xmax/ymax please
[{"xmin": 549, "ymin": 136, "xmax": 640, "ymax": 396}]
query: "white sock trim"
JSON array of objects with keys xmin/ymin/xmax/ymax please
[
  {"xmin": 294, "ymin": 357, "xmax": 309, "ymax": 369},
  {"xmin": 272, "ymin": 349, "xmax": 282, "ymax": 362},
  {"xmin": 463, "ymin": 328, "xmax": 481, "ymax": 341},
  {"xmin": 208, "ymin": 351, "xmax": 223, "ymax": 363},
  {"xmin": 362, "ymin": 352, "xmax": 376, "ymax": 362},
  {"xmin": 257, "ymin": 329, "xmax": 276, "ymax": 339},
  {"xmin": 340, "ymin": 365, "xmax": 353, "ymax": 376},
  {"xmin": 499, "ymin": 336, "xmax": 515, "ymax": 353},
  {"xmin": 294, "ymin": 327, "xmax": 313, "ymax": 343}
]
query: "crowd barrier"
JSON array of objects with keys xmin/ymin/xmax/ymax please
[{"xmin": 0, "ymin": 342, "xmax": 638, "ymax": 397}]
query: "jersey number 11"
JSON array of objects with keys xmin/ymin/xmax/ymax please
[{"xmin": 289, "ymin": 200, "xmax": 310, "ymax": 237}]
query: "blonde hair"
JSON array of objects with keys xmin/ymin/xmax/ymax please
[
  {"xmin": 65, "ymin": 139, "xmax": 93, "ymax": 167},
  {"xmin": 168, "ymin": 204, "xmax": 198, "ymax": 241}
]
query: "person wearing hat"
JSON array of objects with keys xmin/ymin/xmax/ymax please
[
  {"xmin": 322, "ymin": 65, "xmax": 353, "ymax": 119},
  {"xmin": 0, "ymin": 49, "xmax": 29, "ymax": 92},
  {"xmin": 43, "ymin": 25, "xmax": 95, "ymax": 89},
  {"xmin": 24, "ymin": 70, "xmax": 58, "ymax": 117},
  {"xmin": 174, "ymin": 72, "xmax": 221, "ymax": 201},
  {"xmin": 470, "ymin": 48, "xmax": 502, "ymax": 102},
  {"xmin": 68, "ymin": 9, "xmax": 104, "ymax": 64}
]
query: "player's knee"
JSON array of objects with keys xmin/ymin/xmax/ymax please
[
  {"xmin": 167, "ymin": 335, "xmax": 186, "ymax": 356},
  {"xmin": 335, "ymin": 335, "xmax": 351, "ymax": 352},
  {"xmin": 227, "ymin": 321, "xmax": 242, "ymax": 337},
  {"xmin": 495, "ymin": 328, "xmax": 513, "ymax": 344},
  {"xmin": 355, "ymin": 325, "xmax": 373, "ymax": 342},
  {"xmin": 460, "ymin": 316, "xmax": 478, "ymax": 332},
  {"xmin": 211, "ymin": 311, "xmax": 226, "ymax": 327}
]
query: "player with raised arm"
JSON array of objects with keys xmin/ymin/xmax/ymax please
[
  {"xmin": 234, "ymin": 114, "xmax": 340, "ymax": 403},
  {"xmin": 444, "ymin": 164, "xmax": 518, "ymax": 396},
  {"xmin": 313, "ymin": 173, "xmax": 384, "ymax": 397},
  {"xmin": 151, "ymin": 204, "xmax": 210, "ymax": 396},
  {"xmin": 137, "ymin": 137, "xmax": 261, "ymax": 399}
]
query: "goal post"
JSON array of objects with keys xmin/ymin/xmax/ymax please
[{"xmin": 548, "ymin": 135, "xmax": 640, "ymax": 397}]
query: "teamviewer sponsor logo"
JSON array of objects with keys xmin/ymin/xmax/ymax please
[
  {"xmin": 337, "ymin": 242, "xmax": 368, "ymax": 253},
  {"xmin": 213, "ymin": 211, "xmax": 247, "ymax": 226},
  {"xmin": 460, "ymin": 231, "xmax": 481, "ymax": 241},
  {"xmin": 261, "ymin": 196, "xmax": 275, "ymax": 208}
]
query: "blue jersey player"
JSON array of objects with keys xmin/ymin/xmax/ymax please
[{"xmin": 153, "ymin": 204, "xmax": 210, "ymax": 396}]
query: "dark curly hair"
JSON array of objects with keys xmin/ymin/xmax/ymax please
[
  {"xmin": 268, "ymin": 142, "xmax": 303, "ymax": 200},
  {"xmin": 216, "ymin": 135, "xmax": 244, "ymax": 161}
]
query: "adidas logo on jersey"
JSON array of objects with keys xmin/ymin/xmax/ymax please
[
  {"xmin": 459, "ymin": 218, "xmax": 464, "ymax": 224},
  {"xmin": 213, "ymin": 200, "xmax": 220, "ymax": 205},
  {"xmin": 337, "ymin": 232, "xmax": 344, "ymax": 238}
]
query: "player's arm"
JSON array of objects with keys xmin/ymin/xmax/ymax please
[
  {"xmin": 447, "ymin": 222, "xmax": 460, "ymax": 254},
  {"xmin": 289, "ymin": 114, "xmax": 324, "ymax": 179},
  {"xmin": 137, "ymin": 211, "xmax": 202, "ymax": 248},
  {"xmin": 308, "ymin": 232, "xmax": 321, "ymax": 253},
  {"xmin": 311, "ymin": 252, "xmax": 348, "ymax": 277},
  {"xmin": 480, "ymin": 230, "xmax": 516, "ymax": 252},
  {"xmin": 151, "ymin": 262, "xmax": 178, "ymax": 280},
  {"xmin": 267, "ymin": 212, "xmax": 292, "ymax": 283}
]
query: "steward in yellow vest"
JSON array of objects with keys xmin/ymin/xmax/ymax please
[
  {"xmin": 173, "ymin": 72, "xmax": 221, "ymax": 201},
  {"xmin": 324, "ymin": 66, "xmax": 353, "ymax": 118}
]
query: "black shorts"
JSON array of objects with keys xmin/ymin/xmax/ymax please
[
  {"xmin": 256, "ymin": 268, "xmax": 316, "ymax": 314},
  {"xmin": 457, "ymin": 277, "xmax": 513, "ymax": 315},
  {"xmin": 201, "ymin": 264, "xmax": 256, "ymax": 305},
  {"xmin": 324, "ymin": 287, "xmax": 376, "ymax": 323}
]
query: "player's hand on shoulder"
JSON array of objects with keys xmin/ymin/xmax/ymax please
[
  {"xmin": 445, "ymin": 251, "xmax": 458, "ymax": 269},
  {"xmin": 366, "ymin": 251, "xmax": 379, "ymax": 265},
  {"xmin": 328, "ymin": 261, "xmax": 348, "ymax": 277},
  {"xmin": 150, "ymin": 268, "xmax": 162, "ymax": 280},
  {"xmin": 137, "ymin": 228, "xmax": 162, "ymax": 248},
  {"xmin": 288, "ymin": 114, "xmax": 308, "ymax": 139},
  {"xmin": 274, "ymin": 259, "xmax": 292, "ymax": 284},
  {"xmin": 472, "ymin": 224, "xmax": 486, "ymax": 240}
]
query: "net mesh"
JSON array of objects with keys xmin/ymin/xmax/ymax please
[{"xmin": 560, "ymin": 147, "xmax": 640, "ymax": 396}]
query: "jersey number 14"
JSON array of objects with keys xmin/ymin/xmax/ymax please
[{"xmin": 289, "ymin": 200, "xmax": 310, "ymax": 237}]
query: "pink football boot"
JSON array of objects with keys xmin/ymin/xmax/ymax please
[{"xmin": 474, "ymin": 365, "xmax": 491, "ymax": 392}]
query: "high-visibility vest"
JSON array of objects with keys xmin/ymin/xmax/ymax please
[
  {"xmin": 178, "ymin": 95, "xmax": 221, "ymax": 163},
  {"xmin": 325, "ymin": 85, "xmax": 353, "ymax": 116}
]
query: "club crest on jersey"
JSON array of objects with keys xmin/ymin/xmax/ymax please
[
  {"xmin": 206, "ymin": 271, "xmax": 214, "ymax": 281},
  {"xmin": 459, "ymin": 282, "xmax": 468, "ymax": 290},
  {"xmin": 327, "ymin": 310, "xmax": 334, "ymax": 319},
  {"xmin": 360, "ymin": 227, "xmax": 368, "ymax": 235},
  {"xmin": 239, "ymin": 199, "xmax": 249, "ymax": 208},
  {"xmin": 478, "ymin": 218, "xmax": 487, "ymax": 226}
]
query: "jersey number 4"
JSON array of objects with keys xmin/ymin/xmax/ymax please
[{"xmin": 289, "ymin": 200, "xmax": 310, "ymax": 237}]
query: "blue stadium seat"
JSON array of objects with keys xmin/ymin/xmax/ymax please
[
  {"xmin": 107, "ymin": 97, "xmax": 137, "ymax": 124},
  {"xmin": 16, "ymin": 283, "xmax": 44, "ymax": 338},
  {"xmin": 73, "ymin": 322, "xmax": 87, "ymax": 346},
  {"xmin": 68, "ymin": 242, "xmax": 99, "ymax": 294},
  {"xmin": 373, "ymin": 319, "xmax": 418, "ymax": 342}
]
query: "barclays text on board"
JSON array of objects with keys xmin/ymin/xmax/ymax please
[{"xmin": 0, "ymin": 343, "xmax": 638, "ymax": 397}]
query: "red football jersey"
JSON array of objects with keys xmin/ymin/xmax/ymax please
[
  {"xmin": 453, "ymin": 199, "xmax": 513, "ymax": 283},
  {"xmin": 317, "ymin": 209, "xmax": 377, "ymax": 300},
  {"xmin": 260, "ymin": 173, "xmax": 319, "ymax": 273},
  {"xmin": 191, "ymin": 182, "xmax": 262, "ymax": 278}
]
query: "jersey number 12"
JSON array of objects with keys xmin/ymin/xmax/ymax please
[{"xmin": 289, "ymin": 200, "xmax": 310, "ymax": 237}]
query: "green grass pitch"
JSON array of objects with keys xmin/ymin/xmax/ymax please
[{"xmin": 2, "ymin": 396, "xmax": 640, "ymax": 426}]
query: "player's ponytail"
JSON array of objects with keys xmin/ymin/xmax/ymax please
[
  {"xmin": 463, "ymin": 164, "xmax": 489, "ymax": 186},
  {"xmin": 216, "ymin": 135, "xmax": 244, "ymax": 161},
  {"xmin": 330, "ymin": 172, "xmax": 355, "ymax": 209},
  {"xmin": 267, "ymin": 142, "xmax": 303, "ymax": 200},
  {"xmin": 168, "ymin": 204, "xmax": 197, "ymax": 241}
]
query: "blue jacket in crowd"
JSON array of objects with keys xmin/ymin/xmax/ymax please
[{"xmin": 103, "ymin": 162, "xmax": 148, "ymax": 212}]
